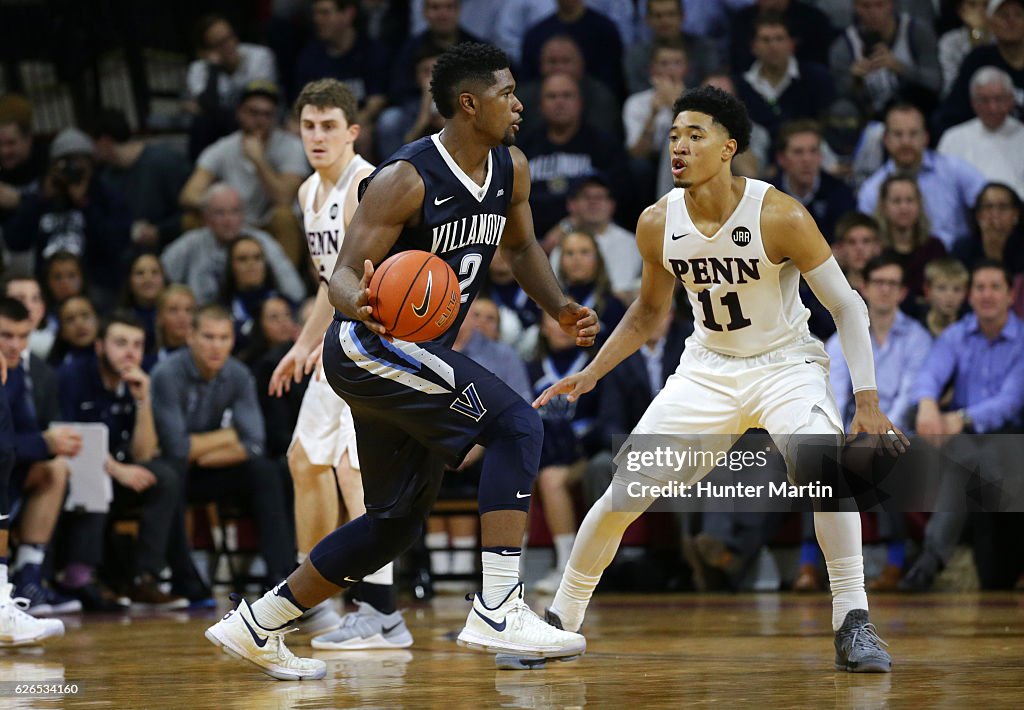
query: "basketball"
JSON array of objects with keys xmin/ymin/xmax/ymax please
[{"xmin": 369, "ymin": 250, "xmax": 461, "ymax": 342}]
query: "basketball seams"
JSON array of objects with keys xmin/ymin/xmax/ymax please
[
  {"xmin": 387, "ymin": 256, "xmax": 433, "ymax": 335},
  {"xmin": 402, "ymin": 260, "xmax": 454, "ymax": 340},
  {"xmin": 369, "ymin": 255, "xmax": 402, "ymax": 330}
]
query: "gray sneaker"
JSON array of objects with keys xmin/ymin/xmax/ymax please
[
  {"xmin": 291, "ymin": 598, "xmax": 342, "ymax": 640},
  {"xmin": 310, "ymin": 601, "xmax": 413, "ymax": 650},
  {"xmin": 834, "ymin": 609, "xmax": 892, "ymax": 673}
]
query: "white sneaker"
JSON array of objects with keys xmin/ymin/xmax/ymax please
[
  {"xmin": 310, "ymin": 601, "xmax": 413, "ymax": 650},
  {"xmin": 533, "ymin": 568, "xmax": 563, "ymax": 594},
  {"xmin": 0, "ymin": 584, "xmax": 65, "ymax": 647},
  {"xmin": 204, "ymin": 595, "xmax": 327, "ymax": 681},
  {"xmin": 457, "ymin": 583, "xmax": 585, "ymax": 661},
  {"xmin": 290, "ymin": 598, "xmax": 342, "ymax": 641}
]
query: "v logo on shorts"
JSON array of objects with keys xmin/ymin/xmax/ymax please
[{"xmin": 450, "ymin": 382, "xmax": 487, "ymax": 421}]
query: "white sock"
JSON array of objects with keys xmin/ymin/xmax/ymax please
[
  {"xmin": 0, "ymin": 563, "xmax": 7, "ymax": 587},
  {"xmin": 554, "ymin": 534, "xmax": 576, "ymax": 571},
  {"xmin": 452, "ymin": 536, "xmax": 476, "ymax": 575},
  {"xmin": 363, "ymin": 562, "xmax": 393, "ymax": 586},
  {"xmin": 814, "ymin": 512, "xmax": 868, "ymax": 631},
  {"xmin": 826, "ymin": 556, "xmax": 868, "ymax": 631},
  {"xmin": 550, "ymin": 564, "xmax": 601, "ymax": 632},
  {"xmin": 296, "ymin": 551, "xmax": 307, "ymax": 564},
  {"xmin": 482, "ymin": 549, "xmax": 520, "ymax": 607},
  {"xmin": 249, "ymin": 582, "xmax": 304, "ymax": 629},
  {"xmin": 14, "ymin": 544, "xmax": 44, "ymax": 571},
  {"xmin": 548, "ymin": 483, "xmax": 648, "ymax": 632},
  {"xmin": 425, "ymin": 532, "xmax": 450, "ymax": 575}
]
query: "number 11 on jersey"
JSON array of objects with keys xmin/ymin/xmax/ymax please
[{"xmin": 697, "ymin": 289, "xmax": 751, "ymax": 332}]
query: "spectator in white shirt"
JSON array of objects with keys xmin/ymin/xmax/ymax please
[
  {"xmin": 622, "ymin": 40, "xmax": 687, "ymax": 208},
  {"xmin": 544, "ymin": 175, "xmax": 642, "ymax": 302},
  {"xmin": 938, "ymin": 66, "xmax": 1024, "ymax": 200},
  {"xmin": 184, "ymin": 14, "xmax": 277, "ymax": 160}
]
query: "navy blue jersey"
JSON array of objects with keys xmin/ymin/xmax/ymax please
[{"xmin": 358, "ymin": 133, "xmax": 515, "ymax": 348}]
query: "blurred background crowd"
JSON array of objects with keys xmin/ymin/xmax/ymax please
[{"xmin": 0, "ymin": 0, "xmax": 1021, "ymax": 613}]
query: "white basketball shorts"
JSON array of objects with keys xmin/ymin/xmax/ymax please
[
  {"xmin": 289, "ymin": 363, "xmax": 360, "ymax": 470},
  {"xmin": 621, "ymin": 335, "xmax": 844, "ymax": 485}
]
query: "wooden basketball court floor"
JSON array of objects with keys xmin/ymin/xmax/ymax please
[{"xmin": 2, "ymin": 592, "xmax": 1021, "ymax": 709}]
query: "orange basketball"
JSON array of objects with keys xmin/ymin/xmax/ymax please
[{"xmin": 369, "ymin": 251, "xmax": 461, "ymax": 342}]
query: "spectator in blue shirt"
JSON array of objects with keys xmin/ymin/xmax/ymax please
[
  {"xmin": 151, "ymin": 305, "xmax": 294, "ymax": 586},
  {"xmin": 857, "ymin": 103, "xmax": 987, "ymax": 249},
  {"xmin": 58, "ymin": 311, "xmax": 203, "ymax": 608},
  {"xmin": 904, "ymin": 260, "xmax": 1024, "ymax": 591},
  {"xmin": 826, "ymin": 254, "xmax": 932, "ymax": 591},
  {"xmin": 829, "ymin": 254, "xmax": 933, "ymax": 431}
]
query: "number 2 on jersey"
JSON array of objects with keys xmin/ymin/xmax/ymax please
[
  {"xmin": 697, "ymin": 289, "xmax": 751, "ymax": 332},
  {"xmin": 457, "ymin": 253, "xmax": 482, "ymax": 303}
]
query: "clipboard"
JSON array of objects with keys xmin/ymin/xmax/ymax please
[{"xmin": 54, "ymin": 422, "xmax": 113, "ymax": 513}]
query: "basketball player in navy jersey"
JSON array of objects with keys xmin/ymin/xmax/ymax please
[
  {"xmin": 267, "ymin": 79, "xmax": 411, "ymax": 650},
  {"xmin": 206, "ymin": 43, "xmax": 598, "ymax": 679},
  {"xmin": 535, "ymin": 87, "xmax": 903, "ymax": 672}
]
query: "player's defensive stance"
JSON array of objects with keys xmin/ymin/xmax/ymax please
[
  {"xmin": 267, "ymin": 79, "xmax": 411, "ymax": 650},
  {"xmin": 535, "ymin": 87, "xmax": 906, "ymax": 673},
  {"xmin": 206, "ymin": 43, "xmax": 597, "ymax": 680}
]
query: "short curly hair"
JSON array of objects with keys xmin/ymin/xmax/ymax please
[
  {"xmin": 293, "ymin": 78, "xmax": 359, "ymax": 126},
  {"xmin": 430, "ymin": 42, "xmax": 510, "ymax": 119},
  {"xmin": 672, "ymin": 86, "xmax": 752, "ymax": 155}
]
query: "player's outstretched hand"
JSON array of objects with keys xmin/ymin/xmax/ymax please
[
  {"xmin": 533, "ymin": 370, "xmax": 597, "ymax": 408},
  {"xmin": 356, "ymin": 259, "xmax": 389, "ymax": 338},
  {"xmin": 849, "ymin": 397, "xmax": 910, "ymax": 456},
  {"xmin": 558, "ymin": 302, "xmax": 600, "ymax": 347},
  {"xmin": 305, "ymin": 338, "xmax": 325, "ymax": 381},
  {"xmin": 269, "ymin": 341, "xmax": 311, "ymax": 396}
]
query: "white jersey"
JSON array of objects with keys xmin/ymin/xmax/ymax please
[
  {"xmin": 303, "ymin": 155, "xmax": 374, "ymax": 285},
  {"xmin": 662, "ymin": 178, "xmax": 810, "ymax": 358}
]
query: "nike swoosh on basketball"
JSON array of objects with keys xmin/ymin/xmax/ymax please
[
  {"xmin": 515, "ymin": 491, "xmax": 531, "ymax": 498},
  {"xmin": 412, "ymin": 272, "xmax": 433, "ymax": 317},
  {"xmin": 474, "ymin": 609, "xmax": 507, "ymax": 632},
  {"xmin": 671, "ymin": 232, "xmax": 691, "ymax": 240},
  {"xmin": 434, "ymin": 195, "xmax": 455, "ymax": 205},
  {"xmin": 240, "ymin": 612, "xmax": 270, "ymax": 648}
]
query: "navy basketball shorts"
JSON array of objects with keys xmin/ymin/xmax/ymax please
[{"xmin": 323, "ymin": 319, "xmax": 525, "ymax": 519}]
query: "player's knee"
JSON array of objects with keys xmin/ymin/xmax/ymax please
[
  {"xmin": 478, "ymin": 400, "xmax": 544, "ymax": 513},
  {"xmin": 287, "ymin": 442, "xmax": 318, "ymax": 479},
  {"xmin": 784, "ymin": 415, "xmax": 844, "ymax": 487},
  {"xmin": 538, "ymin": 465, "xmax": 567, "ymax": 495},
  {"xmin": 497, "ymin": 399, "xmax": 543, "ymax": 466}
]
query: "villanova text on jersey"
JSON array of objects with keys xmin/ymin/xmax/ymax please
[{"xmin": 359, "ymin": 132, "xmax": 514, "ymax": 347}]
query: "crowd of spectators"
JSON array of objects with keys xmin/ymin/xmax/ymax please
[{"xmin": 0, "ymin": 0, "xmax": 1021, "ymax": 611}]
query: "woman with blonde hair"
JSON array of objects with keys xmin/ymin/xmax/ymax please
[{"xmin": 874, "ymin": 173, "xmax": 946, "ymax": 308}]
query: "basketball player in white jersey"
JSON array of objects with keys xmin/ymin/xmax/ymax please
[
  {"xmin": 268, "ymin": 79, "xmax": 412, "ymax": 650},
  {"xmin": 535, "ymin": 86, "xmax": 906, "ymax": 672}
]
